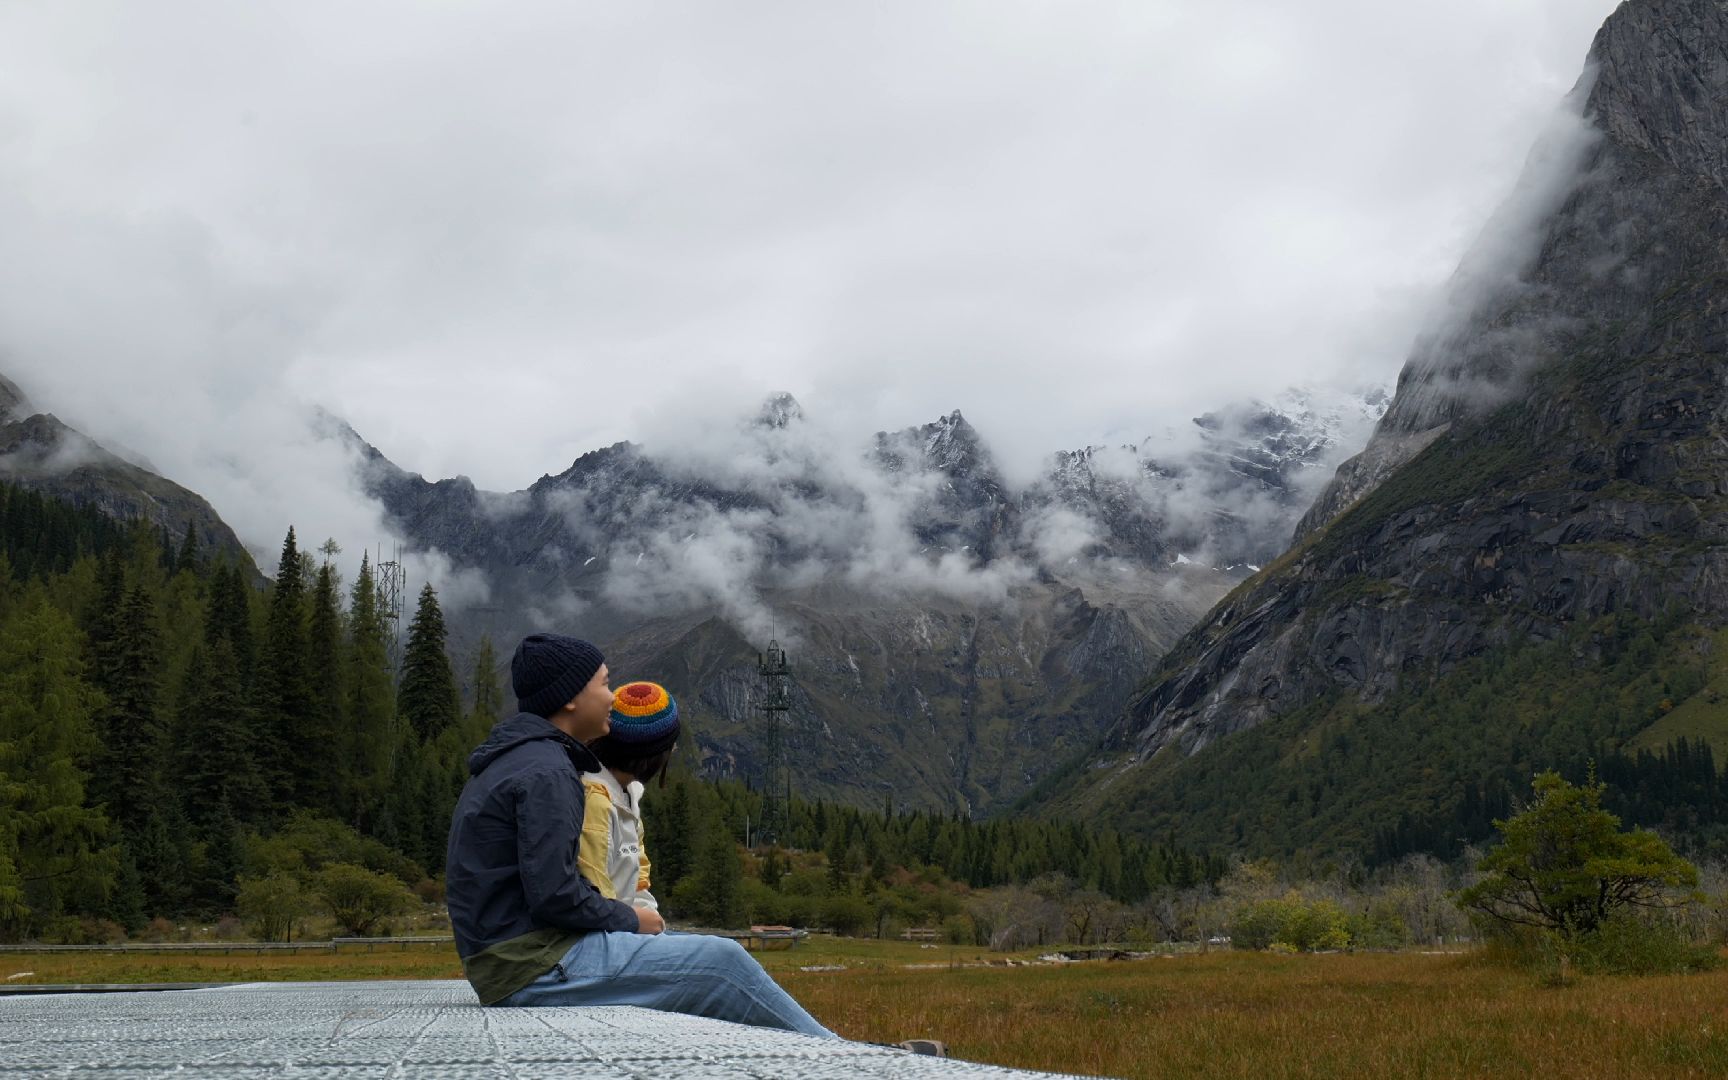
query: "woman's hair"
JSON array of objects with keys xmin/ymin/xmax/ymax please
[{"xmin": 591, "ymin": 739, "xmax": 677, "ymax": 787}]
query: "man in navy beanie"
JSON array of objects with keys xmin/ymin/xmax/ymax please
[{"xmin": 444, "ymin": 633, "xmax": 834, "ymax": 1038}]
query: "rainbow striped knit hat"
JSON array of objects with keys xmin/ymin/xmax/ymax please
[{"xmin": 602, "ymin": 681, "xmax": 680, "ymax": 757}]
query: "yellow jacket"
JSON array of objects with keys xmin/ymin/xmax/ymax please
[{"xmin": 577, "ymin": 768, "xmax": 657, "ymax": 909}]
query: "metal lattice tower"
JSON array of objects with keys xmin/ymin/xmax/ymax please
[
  {"xmin": 375, "ymin": 543, "xmax": 407, "ymax": 673},
  {"xmin": 756, "ymin": 639, "xmax": 792, "ymax": 845}
]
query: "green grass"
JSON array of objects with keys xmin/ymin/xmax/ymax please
[
  {"xmin": 9, "ymin": 939, "xmax": 1728, "ymax": 1078},
  {"xmin": 1629, "ymin": 628, "xmax": 1728, "ymax": 758},
  {"xmin": 781, "ymin": 948, "xmax": 1728, "ymax": 1079},
  {"xmin": 0, "ymin": 948, "xmax": 465, "ymax": 985}
]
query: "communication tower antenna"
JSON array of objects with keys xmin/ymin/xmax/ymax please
[
  {"xmin": 375, "ymin": 543, "xmax": 407, "ymax": 673},
  {"xmin": 756, "ymin": 639, "xmax": 792, "ymax": 845}
]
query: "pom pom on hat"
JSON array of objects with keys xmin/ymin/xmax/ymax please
[{"xmin": 598, "ymin": 681, "xmax": 680, "ymax": 759}]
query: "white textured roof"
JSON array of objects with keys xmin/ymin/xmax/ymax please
[{"xmin": 0, "ymin": 979, "xmax": 1088, "ymax": 1078}]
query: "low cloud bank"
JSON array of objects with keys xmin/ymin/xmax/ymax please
[
  {"xmin": 508, "ymin": 386, "xmax": 1385, "ymax": 645},
  {"xmin": 1380, "ymin": 74, "xmax": 1604, "ymax": 434}
]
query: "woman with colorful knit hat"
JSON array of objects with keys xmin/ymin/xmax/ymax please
[
  {"xmin": 451, "ymin": 636, "xmax": 835, "ymax": 1039},
  {"xmin": 577, "ymin": 680, "xmax": 681, "ymax": 912}
]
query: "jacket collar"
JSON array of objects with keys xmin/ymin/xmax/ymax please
[
  {"xmin": 590, "ymin": 764, "xmax": 645, "ymax": 815},
  {"xmin": 468, "ymin": 711, "xmax": 603, "ymax": 776}
]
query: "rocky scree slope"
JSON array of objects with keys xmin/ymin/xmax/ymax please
[{"xmin": 1068, "ymin": 0, "xmax": 1728, "ymax": 840}]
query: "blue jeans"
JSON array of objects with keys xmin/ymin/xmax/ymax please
[{"xmin": 494, "ymin": 931, "xmax": 837, "ymax": 1039}]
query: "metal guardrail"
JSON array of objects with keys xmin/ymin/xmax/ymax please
[
  {"xmin": 0, "ymin": 983, "xmax": 231, "ymax": 996},
  {"xmin": 0, "ymin": 931, "xmax": 816, "ymax": 956},
  {"xmin": 0, "ymin": 936, "xmax": 456, "ymax": 955}
]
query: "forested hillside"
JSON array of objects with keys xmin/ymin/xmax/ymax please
[
  {"xmin": 1041, "ymin": 610, "xmax": 1728, "ymax": 863},
  {"xmin": 1046, "ymin": 0, "xmax": 1728, "ymax": 858},
  {"xmin": 0, "ymin": 496, "xmax": 486, "ymax": 937},
  {"xmin": 0, "ymin": 481, "xmax": 1217, "ymax": 941}
]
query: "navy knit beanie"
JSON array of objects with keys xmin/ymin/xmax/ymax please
[{"xmin": 512, "ymin": 633, "xmax": 605, "ymax": 718}]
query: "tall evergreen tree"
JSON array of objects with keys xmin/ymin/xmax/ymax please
[
  {"xmin": 193, "ymin": 796, "xmax": 244, "ymax": 911},
  {"xmin": 259, "ymin": 528, "xmax": 313, "ymax": 807},
  {"xmin": 175, "ymin": 521, "xmax": 200, "ymax": 576},
  {"xmin": 688, "ymin": 814, "xmax": 746, "ymax": 928},
  {"xmin": 89, "ymin": 585, "xmax": 166, "ymax": 834},
  {"xmin": 102, "ymin": 850, "xmax": 147, "ymax": 932},
  {"xmin": 205, "ymin": 563, "xmax": 257, "ymax": 686},
  {"xmin": 398, "ymin": 584, "xmax": 458, "ymax": 744},
  {"xmin": 467, "ymin": 635, "xmax": 502, "ymax": 736},
  {"xmin": 173, "ymin": 642, "xmax": 267, "ymax": 831},
  {"xmin": 157, "ymin": 525, "xmax": 177, "ymax": 576},
  {"xmin": 85, "ymin": 551, "xmax": 125, "ymax": 670},
  {"xmin": 0, "ymin": 597, "xmax": 113, "ymax": 939},
  {"xmin": 305, "ymin": 563, "xmax": 347, "ymax": 814},
  {"xmin": 644, "ymin": 778, "xmax": 696, "ymax": 898},
  {"xmin": 130, "ymin": 799, "xmax": 196, "ymax": 917},
  {"xmin": 344, "ymin": 555, "xmax": 396, "ymax": 831}
]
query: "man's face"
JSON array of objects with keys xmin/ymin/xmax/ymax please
[{"xmin": 564, "ymin": 663, "xmax": 614, "ymax": 744}]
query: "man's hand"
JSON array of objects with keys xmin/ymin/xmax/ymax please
[{"xmin": 634, "ymin": 905, "xmax": 665, "ymax": 935}]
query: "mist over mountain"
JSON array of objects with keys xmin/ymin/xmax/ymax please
[
  {"xmin": 337, "ymin": 384, "xmax": 1384, "ymax": 811},
  {"xmin": 1056, "ymin": 0, "xmax": 1728, "ymax": 855},
  {"xmin": 0, "ymin": 371, "xmax": 254, "ymax": 569}
]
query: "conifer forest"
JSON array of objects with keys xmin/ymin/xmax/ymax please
[{"xmin": 0, "ymin": 481, "xmax": 1231, "ymax": 944}]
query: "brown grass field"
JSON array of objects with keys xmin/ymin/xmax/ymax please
[{"xmin": 5, "ymin": 942, "xmax": 1727, "ymax": 1078}]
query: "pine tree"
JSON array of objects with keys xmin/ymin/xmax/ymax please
[
  {"xmin": 89, "ymin": 585, "xmax": 166, "ymax": 834},
  {"xmin": 204, "ymin": 563, "xmax": 257, "ymax": 685},
  {"xmin": 467, "ymin": 635, "xmax": 502, "ymax": 736},
  {"xmin": 173, "ymin": 642, "xmax": 267, "ymax": 831},
  {"xmin": 103, "ymin": 850, "xmax": 147, "ymax": 932},
  {"xmin": 412, "ymin": 740, "xmax": 450, "ymax": 874},
  {"xmin": 377, "ymin": 728, "xmax": 425, "ymax": 862},
  {"xmin": 689, "ymin": 817, "xmax": 746, "ymax": 929},
  {"xmin": 344, "ymin": 555, "xmax": 396, "ymax": 831},
  {"xmin": 398, "ymin": 584, "xmax": 458, "ymax": 744},
  {"xmin": 305, "ymin": 563, "xmax": 347, "ymax": 815},
  {"xmin": 85, "ymin": 551, "xmax": 125, "ymax": 671},
  {"xmin": 644, "ymin": 779, "xmax": 694, "ymax": 897},
  {"xmin": 194, "ymin": 797, "xmax": 244, "ymax": 910},
  {"xmin": 761, "ymin": 845, "xmax": 787, "ymax": 889},
  {"xmin": 0, "ymin": 597, "xmax": 114, "ymax": 939},
  {"xmin": 131, "ymin": 801, "xmax": 195, "ymax": 917},
  {"xmin": 260, "ymin": 528, "xmax": 313, "ymax": 807},
  {"xmin": 176, "ymin": 521, "xmax": 200, "ymax": 576}
]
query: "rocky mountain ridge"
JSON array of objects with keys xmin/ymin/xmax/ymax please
[
  {"xmin": 1070, "ymin": 0, "xmax": 1728, "ymax": 842},
  {"xmin": 340, "ymin": 383, "xmax": 1384, "ymax": 811},
  {"xmin": 0, "ymin": 372, "xmax": 255, "ymax": 569}
]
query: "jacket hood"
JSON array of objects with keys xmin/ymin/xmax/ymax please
[{"xmin": 468, "ymin": 712, "xmax": 602, "ymax": 776}]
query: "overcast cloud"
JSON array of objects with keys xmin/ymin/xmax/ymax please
[{"xmin": 0, "ymin": 0, "xmax": 1617, "ymax": 565}]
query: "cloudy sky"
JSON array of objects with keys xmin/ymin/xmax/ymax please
[{"xmin": 0, "ymin": 0, "xmax": 1617, "ymax": 559}]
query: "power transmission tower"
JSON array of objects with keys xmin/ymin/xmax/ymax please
[
  {"xmin": 375, "ymin": 543, "xmax": 407, "ymax": 674},
  {"xmin": 756, "ymin": 640, "xmax": 792, "ymax": 846}
]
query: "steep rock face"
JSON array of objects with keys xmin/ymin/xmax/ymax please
[
  {"xmin": 1110, "ymin": 0, "xmax": 1728, "ymax": 764},
  {"xmin": 348, "ymin": 407, "xmax": 1240, "ymax": 811},
  {"xmin": 0, "ymin": 374, "xmax": 31, "ymax": 423},
  {"xmin": 599, "ymin": 580, "xmax": 1204, "ymax": 810},
  {"xmin": 1032, "ymin": 387, "xmax": 1388, "ymax": 569},
  {"xmin": 343, "ymin": 387, "xmax": 1379, "ymax": 811},
  {"xmin": 873, "ymin": 411, "xmax": 1014, "ymax": 560},
  {"xmin": 0, "ymin": 376, "xmax": 255, "ymax": 568}
]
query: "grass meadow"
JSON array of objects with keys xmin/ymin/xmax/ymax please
[{"xmin": 6, "ymin": 941, "xmax": 1728, "ymax": 1078}]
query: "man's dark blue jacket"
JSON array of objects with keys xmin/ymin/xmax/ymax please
[{"xmin": 445, "ymin": 712, "xmax": 639, "ymax": 1004}]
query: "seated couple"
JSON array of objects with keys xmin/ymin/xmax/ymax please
[{"xmin": 444, "ymin": 633, "xmax": 835, "ymax": 1037}]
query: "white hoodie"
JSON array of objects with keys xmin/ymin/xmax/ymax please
[{"xmin": 578, "ymin": 767, "xmax": 659, "ymax": 910}]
